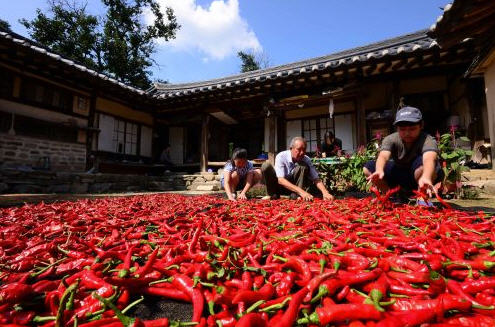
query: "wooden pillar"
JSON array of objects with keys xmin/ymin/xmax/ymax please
[
  {"xmin": 484, "ymin": 65, "xmax": 495, "ymax": 170},
  {"xmin": 85, "ymin": 92, "xmax": 97, "ymax": 171},
  {"xmin": 355, "ymin": 94, "xmax": 366, "ymax": 146},
  {"xmin": 268, "ymin": 116, "xmax": 276, "ymax": 164},
  {"xmin": 200, "ymin": 114, "xmax": 210, "ymax": 172}
]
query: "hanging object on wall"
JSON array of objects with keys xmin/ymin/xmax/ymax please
[
  {"xmin": 8, "ymin": 113, "xmax": 15, "ymax": 136},
  {"xmin": 328, "ymin": 98, "xmax": 334, "ymax": 119}
]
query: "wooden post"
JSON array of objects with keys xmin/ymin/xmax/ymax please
[
  {"xmin": 86, "ymin": 92, "xmax": 97, "ymax": 171},
  {"xmin": 484, "ymin": 68, "xmax": 495, "ymax": 170},
  {"xmin": 355, "ymin": 94, "xmax": 366, "ymax": 146},
  {"xmin": 200, "ymin": 114, "xmax": 210, "ymax": 172},
  {"xmin": 268, "ymin": 115, "xmax": 276, "ymax": 165}
]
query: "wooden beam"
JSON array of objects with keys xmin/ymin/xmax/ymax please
[
  {"xmin": 200, "ymin": 114, "xmax": 210, "ymax": 172},
  {"xmin": 404, "ymin": 55, "xmax": 423, "ymax": 69},
  {"xmin": 390, "ymin": 59, "xmax": 408, "ymax": 71},
  {"xmin": 379, "ymin": 61, "xmax": 392, "ymax": 73}
]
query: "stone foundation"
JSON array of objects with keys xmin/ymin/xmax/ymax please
[
  {"xmin": 0, "ymin": 133, "xmax": 86, "ymax": 172},
  {"xmin": 0, "ymin": 169, "xmax": 189, "ymax": 194},
  {"xmin": 183, "ymin": 171, "xmax": 222, "ymax": 192}
]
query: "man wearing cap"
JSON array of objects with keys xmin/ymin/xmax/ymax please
[{"xmin": 363, "ymin": 106, "xmax": 443, "ymax": 197}]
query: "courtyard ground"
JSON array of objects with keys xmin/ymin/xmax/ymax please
[{"xmin": 1, "ymin": 190, "xmax": 494, "ymax": 213}]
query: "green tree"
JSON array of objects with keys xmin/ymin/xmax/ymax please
[
  {"xmin": 20, "ymin": 1, "xmax": 101, "ymax": 70},
  {"xmin": 21, "ymin": 0, "xmax": 179, "ymax": 89},
  {"xmin": 0, "ymin": 18, "xmax": 11, "ymax": 31},
  {"xmin": 238, "ymin": 51, "xmax": 260, "ymax": 72}
]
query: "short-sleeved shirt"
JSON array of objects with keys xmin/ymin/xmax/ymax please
[
  {"xmin": 379, "ymin": 131, "xmax": 438, "ymax": 167},
  {"xmin": 221, "ymin": 160, "xmax": 254, "ymax": 183},
  {"xmin": 274, "ymin": 150, "xmax": 319, "ymax": 181}
]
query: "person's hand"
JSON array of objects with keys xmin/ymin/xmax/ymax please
[
  {"xmin": 238, "ymin": 192, "xmax": 247, "ymax": 200},
  {"xmin": 299, "ymin": 191, "xmax": 314, "ymax": 201},
  {"xmin": 322, "ymin": 192, "xmax": 334, "ymax": 201},
  {"xmin": 227, "ymin": 194, "xmax": 236, "ymax": 201},
  {"xmin": 418, "ymin": 176, "xmax": 436, "ymax": 198},
  {"xmin": 367, "ymin": 171, "xmax": 384, "ymax": 185}
]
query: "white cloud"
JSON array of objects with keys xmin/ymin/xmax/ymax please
[{"xmin": 152, "ymin": 0, "xmax": 261, "ymax": 60}]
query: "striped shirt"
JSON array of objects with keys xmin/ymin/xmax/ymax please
[{"xmin": 221, "ymin": 160, "xmax": 254, "ymax": 183}]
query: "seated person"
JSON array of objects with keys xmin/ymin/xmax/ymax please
[
  {"xmin": 159, "ymin": 144, "xmax": 174, "ymax": 167},
  {"xmin": 222, "ymin": 148, "xmax": 262, "ymax": 201},
  {"xmin": 363, "ymin": 106, "xmax": 444, "ymax": 198},
  {"xmin": 261, "ymin": 137, "xmax": 334, "ymax": 201},
  {"xmin": 321, "ymin": 131, "xmax": 342, "ymax": 157}
]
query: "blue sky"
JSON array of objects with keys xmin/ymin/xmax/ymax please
[{"xmin": 1, "ymin": 0, "xmax": 449, "ymax": 84}]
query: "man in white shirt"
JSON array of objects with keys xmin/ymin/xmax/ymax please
[{"xmin": 261, "ymin": 137, "xmax": 334, "ymax": 201}]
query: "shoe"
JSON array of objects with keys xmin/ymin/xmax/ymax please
[
  {"xmin": 261, "ymin": 195, "xmax": 271, "ymax": 200},
  {"xmin": 270, "ymin": 194, "xmax": 280, "ymax": 200}
]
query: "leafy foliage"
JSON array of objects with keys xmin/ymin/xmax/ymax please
[
  {"xmin": 20, "ymin": 0, "xmax": 180, "ymax": 89},
  {"xmin": 238, "ymin": 51, "xmax": 260, "ymax": 72},
  {"xmin": 437, "ymin": 128, "xmax": 473, "ymax": 195},
  {"xmin": 314, "ymin": 140, "xmax": 379, "ymax": 193},
  {"xmin": 0, "ymin": 18, "xmax": 11, "ymax": 31},
  {"xmin": 20, "ymin": 1, "xmax": 100, "ymax": 71}
]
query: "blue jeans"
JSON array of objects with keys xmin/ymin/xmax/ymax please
[{"xmin": 364, "ymin": 156, "xmax": 444, "ymax": 191}]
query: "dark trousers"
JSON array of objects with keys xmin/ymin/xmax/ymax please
[
  {"xmin": 364, "ymin": 156, "xmax": 444, "ymax": 191},
  {"xmin": 261, "ymin": 161, "xmax": 312, "ymax": 196}
]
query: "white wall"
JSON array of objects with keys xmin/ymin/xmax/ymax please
[
  {"xmin": 97, "ymin": 113, "xmax": 114, "ymax": 152},
  {"xmin": 286, "ymin": 120, "xmax": 301, "ymax": 149},
  {"xmin": 335, "ymin": 114, "xmax": 355, "ymax": 152},
  {"xmin": 169, "ymin": 127, "xmax": 184, "ymax": 164}
]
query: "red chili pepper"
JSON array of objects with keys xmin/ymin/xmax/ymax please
[
  {"xmin": 304, "ymin": 271, "xmax": 336, "ymax": 302},
  {"xmin": 232, "ymin": 283, "xmax": 275, "ymax": 304},
  {"xmin": 235, "ymin": 313, "xmax": 267, "ymax": 327},
  {"xmin": 272, "ymin": 287, "xmax": 308, "ymax": 327},
  {"xmin": 299, "ymin": 303, "xmax": 382, "ymax": 325},
  {"xmin": 241, "ymin": 271, "xmax": 253, "ymax": 290},
  {"xmin": 461, "ymin": 277, "xmax": 495, "ymax": 294},
  {"xmin": 141, "ymin": 287, "xmax": 190, "ymax": 302},
  {"xmin": 0, "ymin": 282, "xmax": 34, "ymax": 305},
  {"xmin": 172, "ymin": 274, "xmax": 204, "ymax": 322},
  {"xmin": 135, "ymin": 247, "xmax": 160, "ymax": 278},
  {"xmin": 207, "ymin": 310, "xmax": 236, "ymax": 327}
]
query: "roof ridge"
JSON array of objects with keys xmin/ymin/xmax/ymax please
[
  {"xmin": 154, "ymin": 29, "xmax": 430, "ymax": 91},
  {"xmin": 0, "ymin": 29, "xmax": 145, "ymax": 94}
]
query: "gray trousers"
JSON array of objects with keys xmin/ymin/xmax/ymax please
[{"xmin": 261, "ymin": 161, "xmax": 312, "ymax": 196}]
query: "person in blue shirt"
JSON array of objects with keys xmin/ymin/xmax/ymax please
[
  {"xmin": 261, "ymin": 137, "xmax": 334, "ymax": 201},
  {"xmin": 221, "ymin": 148, "xmax": 262, "ymax": 201}
]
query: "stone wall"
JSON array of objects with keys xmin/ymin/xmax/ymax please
[
  {"xmin": 0, "ymin": 169, "xmax": 188, "ymax": 194},
  {"xmin": 0, "ymin": 133, "xmax": 86, "ymax": 172},
  {"xmin": 184, "ymin": 171, "xmax": 222, "ymax": 191}
]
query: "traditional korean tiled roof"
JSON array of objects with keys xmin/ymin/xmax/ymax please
[
  {"xmin": 428, "ymin": 0, "xmax": 495, "ymax": 47},
  {"xmin": 0, "ymin": 30, "xmax": 146, "ymax": 95},
  {"xmin": 151, "ymin": 29, "xmax": 439, "ymax": 99}
]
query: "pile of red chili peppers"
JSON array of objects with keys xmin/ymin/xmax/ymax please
[{"xmin": 1, "ymin": 193, "xmax": 495, "ymax": 327}]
